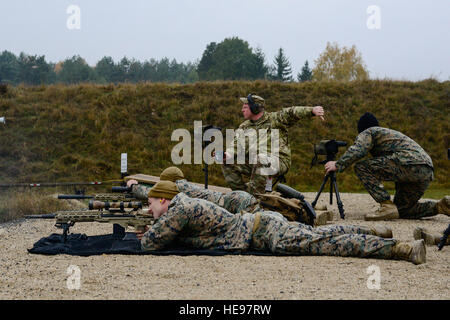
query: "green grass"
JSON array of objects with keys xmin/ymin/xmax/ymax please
[{"xmin": 418, "ymin": 188, "xmax": 448, "ymax": 200}]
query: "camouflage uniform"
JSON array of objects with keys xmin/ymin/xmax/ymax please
[
  {"xmin": 131, "ymin": 183, "xmax": 153, "ymax": 201},
  {"xmin": 141, "ymin": 193, "xmax": 397, "ymax": 260},
  {"xmin": 131, "ymin": 180, "xmax": 259, "ymax": 214},
  {"xmin": 222, "ymin": 106, "xmax": 315, "ymax": 194},
  {"xmin": 336, "ymin": 127, "xmax": 436, "ymax": 219}
]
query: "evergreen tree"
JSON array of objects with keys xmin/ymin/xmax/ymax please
[
  {"xmin": 0, "ymin": 51, "xmax": 19, "ymax": 84},
  {"xmin": 270, "ymin": 48, "xmax": 293, "ymax": 82},
  {"xmin": 197, "ymin": 37, "xmax": 268, "ymax": 81},
  {"xmin": 117, "ymin": 57, "xmax": 131, "ymax": 81},
  {"xmin": 17, "ymin": 53, "xmax": 55, "ymax": 85},
  {"xmin": 127, "ymin": 59, "xmax": 143, "ymax": 82},
  {"xmin": 252, "ymin": 47, "xmax": 269, "ymax": 80},
  {"xmin": 57, "ymin": 55, "xmax": 98, "ymax": 84},
  {"xmin": 141, "ymin": 59, "xmax": 158, "ymax": 82},
  {"xmin": 197, "ymin": 42, "xmax": 217, "ymax": 80},
  {"xmin": 297, "ymin": 60, "xmax": 312, "ymax": 82},
  {"xmin": 95, "ymin": 56, "xmax": 119, "ymax": 83}
]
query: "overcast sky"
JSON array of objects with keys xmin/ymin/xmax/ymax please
[{"xmin": 1, "ymin": 0, "xmax": 449, "ymax": 81}]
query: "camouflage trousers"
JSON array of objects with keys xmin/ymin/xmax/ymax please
[
  {"xmin": 251, "ymin": 212, "xmax": 396, "ymax": 259},
  {"xmin": 221, "ymin": 161, "xmax": 289, "ymax": 195},
  {"xmin": 354, "ymin": 158, "xmax": 436, "ymax": 219}
]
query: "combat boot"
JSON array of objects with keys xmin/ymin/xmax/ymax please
[
  {"xmin": 434, "ymin": 196, "xmax": 450, "ymax": 216},
  {"xmin": 370, "ymin": 225, "xmax": 393, "ymax": 238},
  {"xmin": 314, "ymin": 210, "xmax": 334, "ymax": 226},
  {"xmin": 414, "ymin": 227, "xmax": 450, "ymax": 246},
  {"xmin": 364, "ymin": 200, "xmax": 399, "ymax": 221},
  {"xmin": 391, "ymin": 240, "xmax": 426, "ymax": 265}
]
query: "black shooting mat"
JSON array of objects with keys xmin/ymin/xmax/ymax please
[{"xmin": 27, "ymin": 232, "xmax": 281, "ymax": 257}]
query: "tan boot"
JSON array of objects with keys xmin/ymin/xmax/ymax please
[
  {"xmin": 392, "ymin": 240, "xmax": 426, "ymax": 265},
  {"xmin": 414, "ymin": 227, "xmax": 450, "ymax": 246},
  {"xmin": 314, "ymin": 211, "xmax": 328, "ymax": 226},
  {"xmin": 365, "ymin": 200, "xmax": 399, "ymax": 221},
  {"xmin": 434, "ymin": 196, "xmax": 450, "ymax": 216},
  {"xmin": 370, "ymin": 225, "xmax": 393, "ymax": 238}
]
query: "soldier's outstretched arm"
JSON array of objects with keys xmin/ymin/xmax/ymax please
[
  {"xmin": 336, "ymin": 130, "xmax": 374, "ymax": 172},
  {"xmin": 276, "ymin": 106, "xmax": 323, "ymax": 126},
  {"xmin": 130, "ymin": 184, "xmax": 152, "ymax": 200}
]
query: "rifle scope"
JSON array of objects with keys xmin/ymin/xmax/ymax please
[{"xmin": 88, "ymin": 200, "xmax": 142, "ymax": 210}]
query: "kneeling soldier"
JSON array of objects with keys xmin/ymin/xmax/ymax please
[{"xmin": 324, "ymin": 112, "xmax": 449, "ymax": 221}]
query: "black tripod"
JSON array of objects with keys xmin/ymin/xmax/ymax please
[
  {"xmin": 311, "ymin": 154, "xmax": 345, "ymax": 219},
  {"xmin": 438, "ymin": 223, "xmax": 450, "ymax": 251}
]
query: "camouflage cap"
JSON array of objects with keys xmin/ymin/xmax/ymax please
[
  {"xmin": 239, "ymin": 94, "xmax": 265, "ymax": 107},
  {"xmin": 160, "ymin": 166, "xmax": 184, "ymax": 182},
  {"xmin": 148, "ymin": 181, "xmax": 180, "ymax": 200}
]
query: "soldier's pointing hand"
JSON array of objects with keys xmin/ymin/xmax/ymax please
[{"xmin": 312, "ymin": 106, "xmax": 325, "ymax": 121}]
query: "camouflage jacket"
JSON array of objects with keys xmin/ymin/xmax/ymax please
[
  {"xmin": 336, "ymin": 127, "xmax": 433, "ymax": 172},
  {"xmin": 132, "ymin": 179, "xmax": 258, "ymax": 213},
  {"xmin": 131, "ymin": 183, "xmax": 153, "ymax": 200},
  {"xmin": 226, "ymin": 106, "xmax": 314, "ymax": 170},
  {"xmin": 140, "ymin": 193, "xmax": 255, "ymax": 251}
]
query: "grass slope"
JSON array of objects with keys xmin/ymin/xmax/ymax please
[{"xmin": 0, "ymin": 80, "xmax": 448, "ymax": 193}]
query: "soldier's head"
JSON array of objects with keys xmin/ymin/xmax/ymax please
[
  {"xmin": 240, "ymin": 94, "xmax": 265, "ymax": 120},
  {"xmin": 147, "ymin": 181, "xmax": 180, "ymax": 218},
  {"xmin": 160, "ymin": 166, "xmax": 184, "ymax": 182},
  {"xmin": 357, "ymin": 112, "xmax": 379, "ymax": 133}
]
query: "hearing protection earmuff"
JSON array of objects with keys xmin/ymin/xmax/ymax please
[{"xmin": 247, "ymin": 94, "xmax": 262, "ymax": 115}]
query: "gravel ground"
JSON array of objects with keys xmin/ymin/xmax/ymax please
[{"xmin": 0, "ymin": 193, "xmax": 448, "ymax": 300}]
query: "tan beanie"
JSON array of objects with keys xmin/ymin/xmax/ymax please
[
  {"xmin": 148, "ymin": 181, "xmax": 180, "ymax": 200},
  {"xmin": 160, "ymin": 166, "xmax": 184, "ymax": 182}
]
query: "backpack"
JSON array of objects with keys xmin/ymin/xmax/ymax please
[{"xmin": 254, "ymin": 191, "xmax": 315, "ymax": 226}]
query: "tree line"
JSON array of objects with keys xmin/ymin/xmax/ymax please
[{"xmin": 0, "ymin": 38, "xmax": 368, "ymax": 86}]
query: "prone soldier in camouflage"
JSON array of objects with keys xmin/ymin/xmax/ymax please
[
  {"xmin": 221, "ymin": 94, "xmax": 325, "ymax": 195},
  {"xmin": 138, "ymin": 181, "xmax": 427, "ymax": 265},
  {"xmin": 127, "ymin": 166, "xmax": 260, "ymax": 214},
  {"xmin": 324, "ymin": 112, "xmax": 450, "ymax": 220}
]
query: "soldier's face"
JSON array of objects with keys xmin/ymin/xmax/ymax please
[
  {"xmin": 242, "ymin": 104, "xmax": 252, "ymax": 119},
  {"xmin": 148, "ymin": 197, "xmax": 167, "ymax": 219}
]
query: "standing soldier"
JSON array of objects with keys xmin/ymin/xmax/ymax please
[
  {"xmin": 222, "ymin": 94, "xmax": 325, "ymax": 194},
  {"xmin": 137, "ymin": 181, "xmax": 427, "ymax": 265},
  {"xmin": 324, "ymin": 112, "xmax": 450, "ymax": 220}
]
